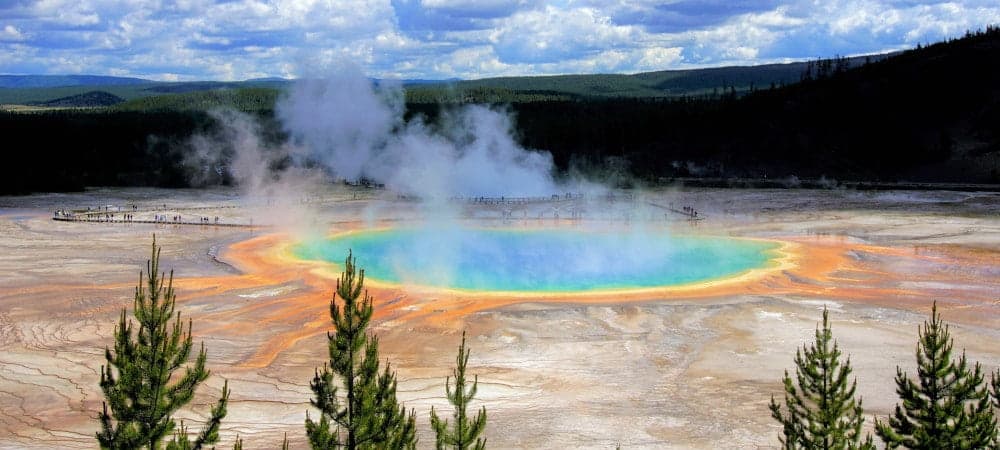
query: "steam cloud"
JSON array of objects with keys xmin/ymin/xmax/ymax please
[
  {"xmin": 183, "ymin": 62, "xmax": 612, "ymax": 235},
  {"xmin": 274, "ymin": 64, "xmax": 560, "ymax": 198}
]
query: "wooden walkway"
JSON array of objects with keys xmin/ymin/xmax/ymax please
[
  {"xmin": 644, "ymin": 201, "xmax": 705, "ymax": 220},
  {"xmin": 52, "ymin": 216, "xmax": 259, "ymax": 228},
  {"xmin": 52, "ymin": 205, "xmax": 261, "ymax": 228}
]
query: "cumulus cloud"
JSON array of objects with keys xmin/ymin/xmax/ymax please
[
  {"xmin": 758, "ymin": 0, "xmax": 1000, "ymax": 59},
  {"xmin": 635, "ymin": 47, "xmax": 684, "ymax": 71},
  {"xmin": 0, "ymin": 0, "xmax": 998, "ymax": 79},
  {"xmin": 490, "ymin": 6, "xmax": 638, "ymax": 64}
]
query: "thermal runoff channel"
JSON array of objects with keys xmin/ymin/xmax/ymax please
[{"xmin": 294, "ymin": 227, "xmax": 780, "ymax": 293}]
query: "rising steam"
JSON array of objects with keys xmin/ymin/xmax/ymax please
[
  {"xmin": 183, "ymin": 62, "xmax": 614, "ymax": 236},
  {"xmin": 275, "ymin": 64, "xmax": 560, "ymax": 198}
]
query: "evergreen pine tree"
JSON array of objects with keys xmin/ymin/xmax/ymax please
[
  {"xmin": 993, "ymin": 370, "xmax": 1000, "ymax": 450},
  {"xmin": 305, "ymin": 251, "xmax": 416, "ymax": 450},
  {"xmin": 96, "ymin": 237, "xmax": 229, "ymax": 450},
  {"xmin": 993, "ymin": 369, "xmax": 1000, "ymax": 411},
  {"xmin": 431, "ymin": 331, "xmax": 487, "ymax": 450},
  {"xmin": 875, "ymin": 301, "xmax": 997, "ymax": 449},
  {"xmin": 769, "ymin": 307, "xmax": 875, "ymax": 450}
]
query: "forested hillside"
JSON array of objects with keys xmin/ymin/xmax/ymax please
[
  {"xmin": 112, "ymin": 88, "xmax": 280, "ymax": 112},
  {"xmin": 511, "ymin": 27, "xmax": 1000, "ymax": 183},
  {"xmin": 1, "ymin": 27, "xmax": 997, "ymax": 194},
  {"xmin": 37, "ymin": 91, "xmax": 125, "ymax": 107},
  {"xmin": 413, "ymin": 58, "xmax": 868, "ymax": 101}
]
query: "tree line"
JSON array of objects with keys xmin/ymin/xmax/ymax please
[
  {"xmin": 111, "ymin": 88, "xmax": 280, "ymax": 113},
  {"xmin": 96, "ymin": 239, "xmax": 1000, "ymax": 449}
]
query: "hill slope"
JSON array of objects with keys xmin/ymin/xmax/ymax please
[
  {"xmin": 34, "ymin": 91, "xmax": 125, "ymax": 107},
  {"xmin": 0, "ymin": 78, "xmax": 300, "ymax": 105},
  {"xmin": 509, "ymin": 27, "xmax": 1000, "ymax": 183},
  {"xmin": 404, "ymin": 55, "xmax": 886, "ymax": 102},
  {"xmin": 112, "ymin": 88, "xmax": 279, "ymax": 112},
  {"xmin": 0, "ymin": 59, "xmax": 847, "ymax": 107},
  {"xmin": 0, "ymin": 54, "xmax": 885, "ymax": 108}
]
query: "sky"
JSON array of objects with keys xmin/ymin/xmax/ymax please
[{"xmin": 1, "ymin": 0, "xmax": 998, "ymax": 81}]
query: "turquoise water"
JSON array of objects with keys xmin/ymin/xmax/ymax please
[{"xmin": 294, "ymin": 227, "xmax": 779, "ymax": 292}]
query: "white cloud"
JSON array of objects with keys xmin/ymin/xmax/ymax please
[
  {"xmin": 670, "ymin": 12, "xmax": 784, "ymax": 65},
  {"xmin": 0, "ymin": 0, "xmax": 998, "ymax": 79},
  {"xmin": 490, "ymin": 6, "xmax": 638, "ymax": 63},
  {"xmin": 433, "ymin": 45, "xmax": 513, "ymax": 78},
  {"xmin": 751, "ymin": 7, "xmax": 807, "ymax": 28},
  {"xmin": 33, "ymin": 0, "xmax": 102, "ymax": 27},
  {"xmin": 635, "ymin": 47, "xmax": 684, "ymax": 71},
  {"xmin": 1, "ymin": 25, "xmax": 26, "ymax": 41}
]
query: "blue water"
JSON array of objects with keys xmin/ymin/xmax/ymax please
[{"xmin": 294, "ymin": 227, "xmax": 779, "ymax": 292}]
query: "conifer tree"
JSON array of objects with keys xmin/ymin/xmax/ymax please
[
  {"xmin": 875, "ymin": 302, "xmax": 997, "ymax": 449},
  {"xmin": 431, "ymin": 331, "xmax": 487, "ymax": 450},
  {"xmin": 769, "ymin": 307, "xmax": 875, "ymax": 450},
  {"xmin": 305, "ymin": 251, "xmax": 416, "ymax": 450},
  {"xmin": 993, "ymin": 369, "xmax": 1000, "ymax": 411},
  {"xmin": 97, "ymin": 238, "xmax": 229, "ymax": 450},
  {"xmin": 993, "ymin": 370, "xmax": 1000, "ymax": 450}
]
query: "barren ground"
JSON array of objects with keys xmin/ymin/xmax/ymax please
[{"xmin": 0, "ymin": 187, "xmax": 997, "ymax": 449}]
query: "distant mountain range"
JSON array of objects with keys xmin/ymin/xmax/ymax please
[
  {"xmin": 0, "ymin": 56, "xmax": 888, "ymax": 106},
  {"xmin": 0, "ymin": 74, "xmax": 152, "ymax": 88},
  {"xmin": 0, "ymin": 74, "xmax": 460, "ymax": 89}
]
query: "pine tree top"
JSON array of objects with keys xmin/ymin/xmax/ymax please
[
  {"xmin": 432, "ymin": 331, "xmax": 487, "ymax": 450},
  {"xmin": 97, "ymin": 237, "xmax": 229, "ymax": 450},
  {"xmin": 770, "ymin": 306, "xmax": 873, "ymax": 450},
  {"xmin": 875, "ymin": 301, "xmax": 997, "ymax": 449},
  {"xmin": 306, "ymin": 250, "xmax": 416, "ymax": 450}
]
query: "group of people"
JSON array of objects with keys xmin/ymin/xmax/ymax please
[
  {"xmin": 81, "ymin": 213, "xmax": 134, "ymax": 222},
  {"xmin": 153, "ymin": 214, "xmax": 183, "ymax": 222},
  {"xmin": 150, "ymin": 214, "xmax": 221, "ymax": 225}
]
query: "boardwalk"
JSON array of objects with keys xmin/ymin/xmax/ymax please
[
  {"xmin": 644, "ymin": 201, "xmax": 706, "ymax": 220},
  {"xmin": 52, "ymin": 205, "xmax": 260, "ymax": 228}
]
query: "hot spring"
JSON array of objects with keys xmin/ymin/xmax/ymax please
[{"xmin": 293, "ymin": 227, "xmax": 781, "ymax": 293}]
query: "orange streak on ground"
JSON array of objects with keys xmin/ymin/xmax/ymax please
[
  {"xmin": 166, "ymin": 232, "xmax": 420, "ymax": 368},
  {"xmin": 163, "ymin": 225, "xmax": 999, "ymax": 368}
]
